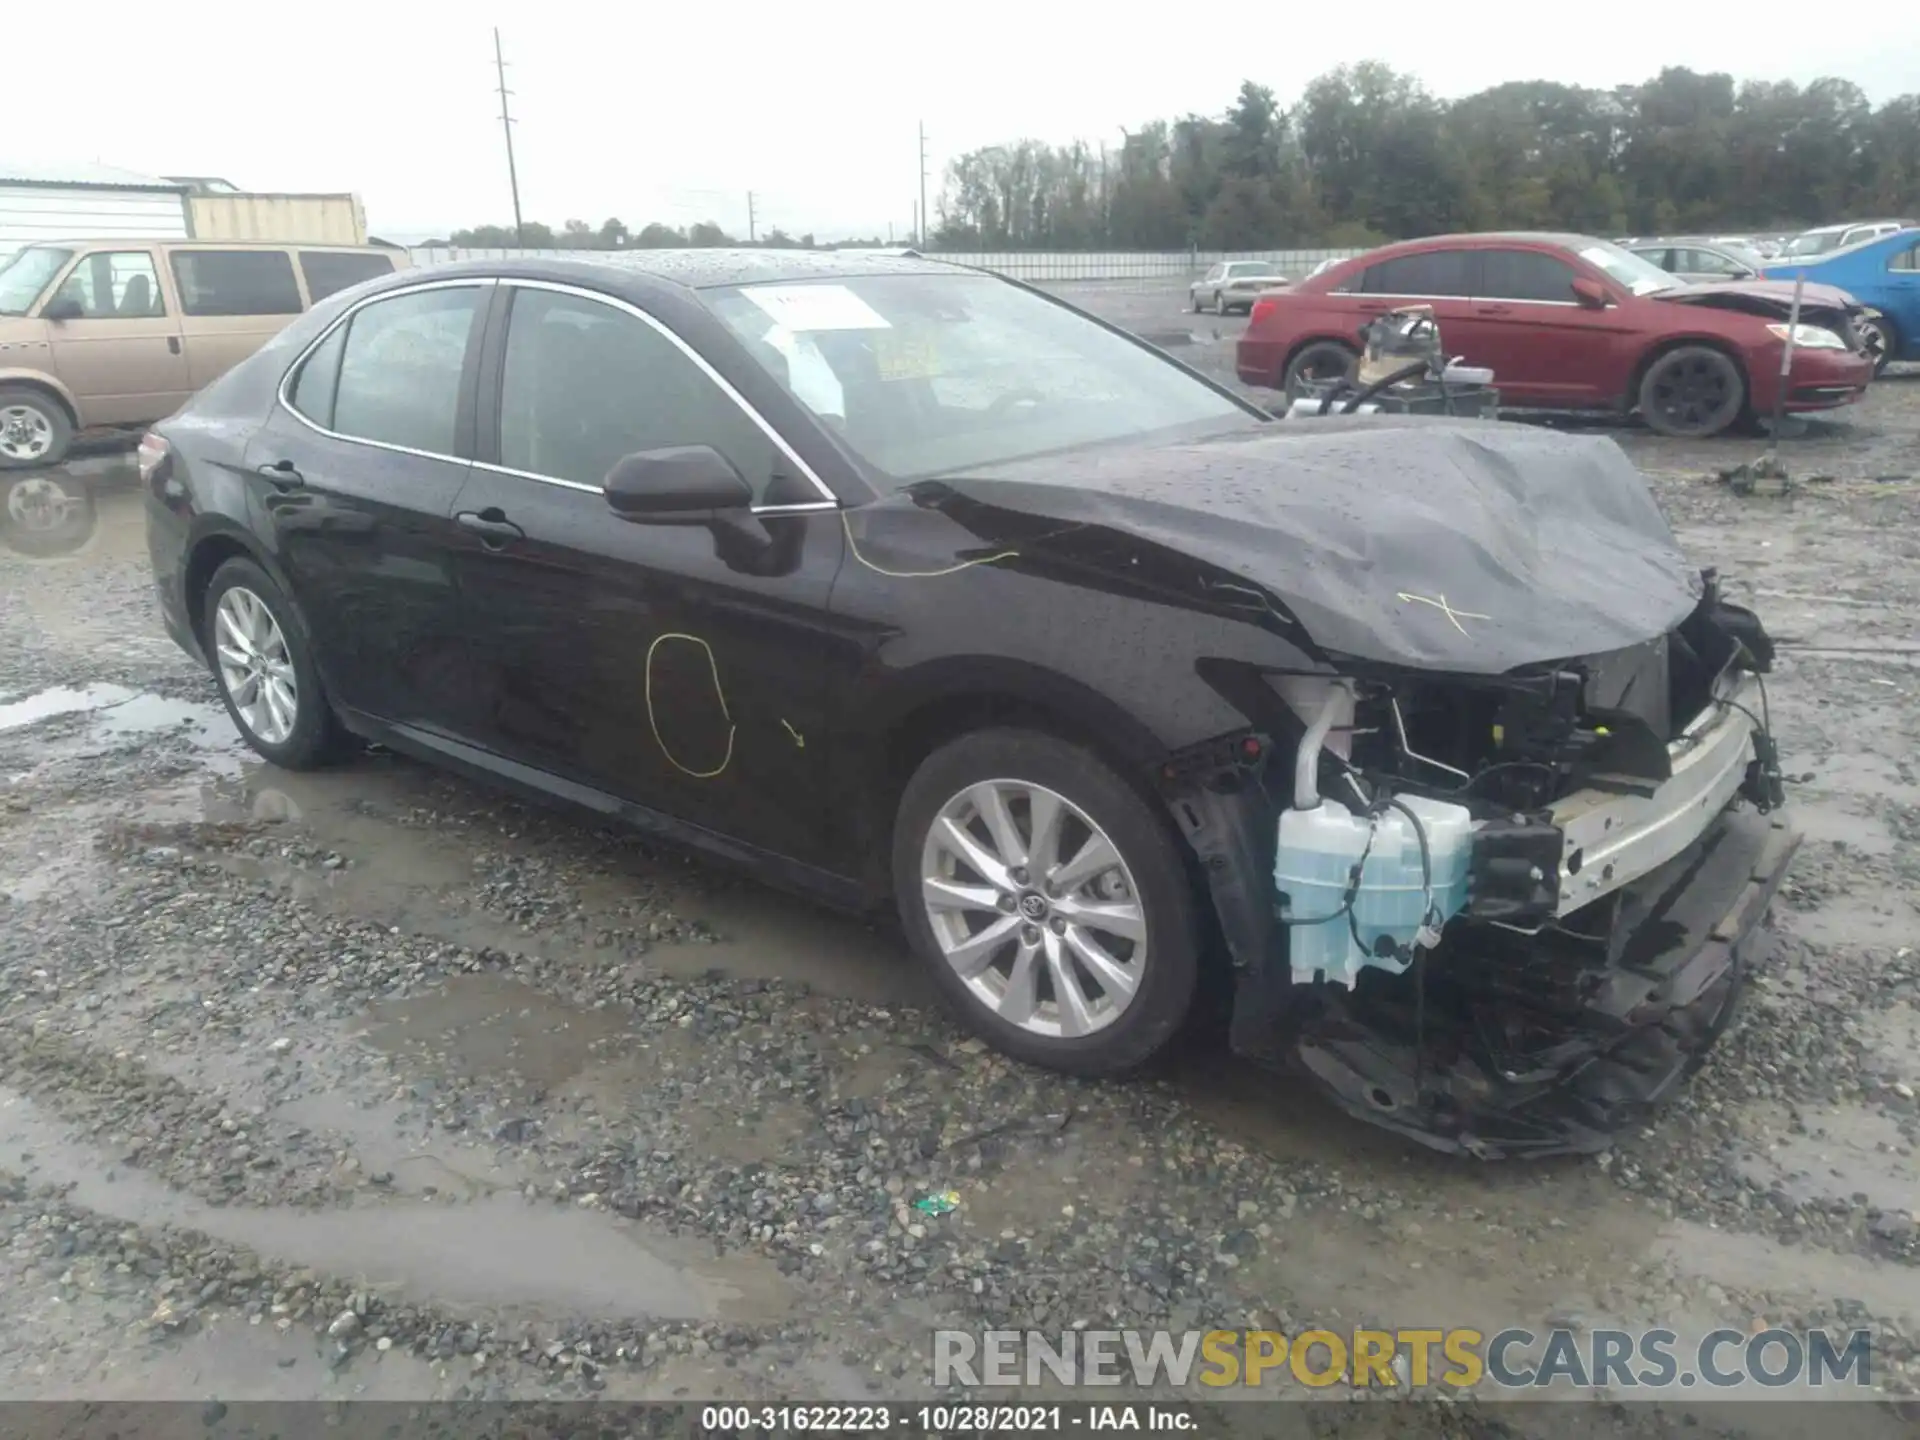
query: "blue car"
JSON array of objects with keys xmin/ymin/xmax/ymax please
[{"xmin": 1762, "ymin": 227, "xmax": 1920, "ymax": 373}]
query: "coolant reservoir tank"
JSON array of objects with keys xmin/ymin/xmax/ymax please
[{"xmin": 1275, "ymin": 796, "xmax": 1478, "ymax": 988}]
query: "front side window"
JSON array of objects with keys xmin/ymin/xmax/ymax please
[
  {"xmin": 1891, "ymin": 242, "xmax": 1920, "ymax": 273},
  {"xmin": 497, "ymin": 287, "xmax": 779, "ymax": 494},
  {"xmin": 1357, "ymin": 251, "xmax": 1473, "ymax": 297},
  {"xmin": 706, "ymin": 272, "xmax": 1252, "ymax": 486},
  {"xmin": 171, "ymin": 250, "xmax": 304, "ymax": 317},
  {"xmin": 1477, "ymin": 250, "xmax": 1581, "ymax": 303},
  {"xmin": 326, "ymin": 286, "xmax": 480, "ymax": 454},
  {"xmin": 48, "ymin": 250, "xmax": 166, "ymax": 317},
  {"xmin": 0, "ymin": 246, "xmax": 72, "ymax": 316},
  {"xmin": 1681, "ymin": 248, "xmax": 1746, "ymax": 277}
]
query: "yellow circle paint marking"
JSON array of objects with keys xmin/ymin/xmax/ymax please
[{"xmin": 644, "ymin": 632, "xmax": 736, "ymax": 780}]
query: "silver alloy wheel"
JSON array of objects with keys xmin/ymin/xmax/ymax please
[
  {"xmin": 6, "ymin": 476, "xmax": 70, "ymax": 531},
  {"xmin": 0, "ymin": 403, "xmax": 55, "ymax": 463},
  {"xmin": 919, "ymin": 779, "xmax": 1148, "ymax": 1039},
  {"xmin": 214, "ymin": 586, "xmax": 299, "ymax": 746}
]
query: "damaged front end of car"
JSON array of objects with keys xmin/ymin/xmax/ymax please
[{"xmin": 1168, "ymin": 566, "xmax": 1800, "ymax": 1160}]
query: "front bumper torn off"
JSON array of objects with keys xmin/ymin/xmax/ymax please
[{"xmin": 1205, "ymin": 676, "xmax": 1802, "ymax": 1159}]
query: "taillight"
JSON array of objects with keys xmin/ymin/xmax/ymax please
[
  {"xmin": 136, "ymin": 432, "xmax": 169, "ymax": 484},
  {"xmin": 1249, "ymin": 297, "xmax": 1279, "ymax": 326}
]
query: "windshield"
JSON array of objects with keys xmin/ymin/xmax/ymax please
[
  {"xmin": 0, "ymin": 247, "xmax": 72, "ymax": 316},
  {"xmin": 706, "ymin": 272, "xmax": 1253, "ymax": 484},
  {"xmin": 1783, "ymin": 230, "xmax": 1844, "ymax": 258},
  {"xmin": 1574, "ymin": 240, "xmax": 1678, "ymax": 296}
]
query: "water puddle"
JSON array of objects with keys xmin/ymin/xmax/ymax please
[
  {"xmin": 0, "ymin": 1085, "xmax": 788, "ymax": 1323},
  {"xmin": 0, "ymin": 683, "xmax": 136, "ymax": 732},
  {"xmin": 360, "ymin": 972, "xmax": 633, "ymax": 1094}
]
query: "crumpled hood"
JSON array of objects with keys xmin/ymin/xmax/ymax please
[
  {"xmin": 938, "ymin": 416, "xmax": 1703, "ymax": 675},
  {"xmin": 1659, "ymin": 278, "xmax": 1857, "ymax": 312}
]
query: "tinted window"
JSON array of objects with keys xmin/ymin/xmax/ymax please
[
  {"xmin": 300, "ymin": 250, "xmax": 396, "ymax": 303},
  {"xmin": 1356, "ymin": 250, "xmax": 1473, "ymax": 296},
  {"xmin": 498, "ymin": 287, "xmax": 779, "ymax": 495},
  {"xmin": 49, "ymin": 250, "xmax": 166, "ymax": 317},
  {"xmin": 288, "ymin": 323, "xmax": 348, "ymax": 429},
  {"xmin": 1477, "ymin": 249, "xmax": 1579, "ymax": 302},
  {"xmin": 331, "ymin": 287, "xmax": 479, "ymax": 454},
  {"xmin": 171, "ymin": 250, "xmax": 304, "ymax": 317}
]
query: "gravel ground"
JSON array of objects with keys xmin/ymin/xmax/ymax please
[{"xmin": 0, "ymin": 292, "xmax": 1915, "ymax": 1427}]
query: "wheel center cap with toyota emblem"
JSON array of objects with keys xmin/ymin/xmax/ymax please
[{"xmin": 1018, "ymin": 892, "xmax": 1050, "ymax": 921}]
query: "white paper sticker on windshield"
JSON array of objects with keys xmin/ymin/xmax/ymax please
[{"xmin": 742, "ymin": 283, "xmax": 891, "ymax": 332}]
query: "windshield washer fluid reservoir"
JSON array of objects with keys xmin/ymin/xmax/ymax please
[{"xmin": 1275, "ymin": 796, "xmax": 1477, "ymax": 987}]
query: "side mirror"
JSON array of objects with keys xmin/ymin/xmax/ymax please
[
  {"xmin": 41, "ymin": 295, "xmax": 83, "ymax": 322},
  {"xmin": 603, "ymin": 445, "xmax": 754, "ymax": 518},
  {"xmin": 1570, "ymin": 277, "xmax": 1610, "ymax": 309}
]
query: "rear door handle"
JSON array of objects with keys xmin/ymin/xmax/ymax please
[
  {"xmin": 1475, "ymin": 304, "xmax": 1513, "ymax": 315},
  {"xmin": 167, "ymin": 336, "xmax": 181, "ymax": 355},
  {"xmin": 457, "ymin": 509, "xmax": 525, "ymax": 547},
  {"xmin": 257, "ymin": 459, "xmax": 303, "ymax": 487}
]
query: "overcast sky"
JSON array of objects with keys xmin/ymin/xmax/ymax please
[{"xmin": 14, "ymin": 2, "xmax": 1920, "ymax": 242}]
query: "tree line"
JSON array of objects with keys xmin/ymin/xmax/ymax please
[
  {"xmin": 933, "ymin": 63, "xmax": 1920, "ymax": 250},
  {"xmin": 425, "ymin": 218, "xmax": 890, "ymax": 251},
  {"xmin": 429, "ymin": 62, "xmax": 1918, "ymax": 255}
]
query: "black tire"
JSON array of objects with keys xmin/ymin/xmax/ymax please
[
  {"xmin": 1282, "ymin": 340, "xmax": 1357, "ymax": 399},
  {"xmin": 1858, "ymin": 310, "xmax": 1896, "ymax": 375},
  {"xmin": 0, "ymin": 385, "xmax": 74, "ymax": 471},
  {"xmin": 1638, "ymin": 345, "xmax": 1745, "ymax": 438},
  {"xmin": 1214, "ymin": 290, "xmax": 1230, "ymax": 316},
  {"xmin": 202, "ymin": 556, "xmax": 347, "ymax": 769},
  {"xmin": 893, "ymin": 727, "xmax": 1202, "ymax": 1077},
  {"xmin": 1, "ymin": 472, "xmax": 95, "ymax": 557}
]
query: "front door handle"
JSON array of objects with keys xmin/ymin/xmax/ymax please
[
  {"xmin": 457, "ymin": 509, "xmax": 525, "ymax": 547},
  {"xmin": 167, "ymin": 336, "xmax": 181, "ymax": 355},
  {"xmin": 257, "ymin": 459, "xmax": 303, "ymax": 487},
  {"xmin": 1475, "ymin": 304, "xmax": 1513, "ymax": 315}
]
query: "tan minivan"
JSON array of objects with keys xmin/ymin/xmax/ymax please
[{"xmin": 0, "ymin": 239, "xmax": 410, "ymax": 469}]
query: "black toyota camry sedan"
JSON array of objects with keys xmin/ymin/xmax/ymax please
[{"xmin": 142, "ymin": 250, "xmax": 1799, "ymax": 1158}]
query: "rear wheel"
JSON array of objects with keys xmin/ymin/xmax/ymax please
[
  {"xmin": 1638, "ymin": 346, "xmax": 1745, "ymax": 438},
  {"xmin": 893, "ymin": 728, "xmax": 1201, "ymax": 1076},
  {"xmin": 0, "ymin": 386, "xmax": 73, "ymax": 470},
  {"xmin": 1282, "ymin": 340, "xmax": 1358, "ymax": 400},
  {"xmin": 203, "ymin": 557, "xmax": 347, "ymax": 769},
  {"xmin": 1, "ymin": 472, "xmax": 94, "ymax": 557},
  {"xmin": 1214, "ymin": 290, "xmax": 1231, "ymax": 316}
]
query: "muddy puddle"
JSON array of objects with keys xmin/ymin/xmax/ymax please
[
  {"xmin": 0, "ymin": 682, "xmax": 242, "ymax": 771},
  {"xmin": 0, "ymin": 1084, "xmax": 788, "ymax": 1323}
]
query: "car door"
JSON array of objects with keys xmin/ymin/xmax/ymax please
[
  {"xmin": 1344, "ymin": 247, "xmax": 1479, "ymax": 356},
  {"xmin": 39, "ymin": 247, "xmax": 192, "ymax": 425},
  {"xmin": 1461, "ymin": 247, "xmax": 1636, "ymax": 406},
  {"xmin": 169, "ymin": 248, "xmax": 309, "ymax": 390},
  {"xmin": 446, "ymin": 279, "xmax": 846, "ymax": 861},
  {"xmin": 245, "ymin": 278, "xmax": 490, "ymax": 735}
]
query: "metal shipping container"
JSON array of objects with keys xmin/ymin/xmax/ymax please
[{"xmin": 186, "ymin": 192, "xmax": 367, "ymax": 246}]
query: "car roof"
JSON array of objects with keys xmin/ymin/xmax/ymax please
[{"xmin": 443, "ymin": 247, "xmax": 964, "ymax": 290}]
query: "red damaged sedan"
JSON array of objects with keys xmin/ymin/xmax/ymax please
[{"xmin": 1237, "ymin": 232, "xmax": 1876, "ymax": 438}]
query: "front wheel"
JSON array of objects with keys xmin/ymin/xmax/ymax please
[
  {"xmin": 203, "ymin": 556, "xmax": 347, "ymax": 769},
  {"xmin": 1638, "ymin": 346, "xmax": 1746, "ymax": 438},
  {"xmin": 0, "ymin": 386, "xmax": 73, "ymax": 470},
  {"xmin": 1857, "ymin": 310, "xmax": 1896, "ymax": 374},
  {"xmin": 893, "ymin": 728, "xmax": 1201, "ymax": 1076}
]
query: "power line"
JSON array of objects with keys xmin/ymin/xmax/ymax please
[{"xmin": 493, "ymin": 29, "xmax": 524, "ymax": 247}]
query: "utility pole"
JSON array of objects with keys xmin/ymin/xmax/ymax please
[
  {"xmin": 747, "ymin": 191, "xmax": 756, "ymax": 243},
  {"xmin": 917, "ymin": 122, "xmax": 929, "ymax": 247},
  {"xmin": 493, "ymin": 29, "xmax": 525, "ymax": 247}
]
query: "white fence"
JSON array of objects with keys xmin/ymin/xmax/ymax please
[{"xmin": 403, "ymin": 246, "xmax": 1367, "ymax": 284}]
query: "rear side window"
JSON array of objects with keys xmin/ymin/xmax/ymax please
[
  {"xmin": 288, "ymin": 323, "xmax": 348, "ymax": 429},
  {"xmin": 1477, "ymin": 249, "xmax": 1579, "ymax": 303},
  {"xmin": 1892, "ymin": 243, "xmax": 1920, "ymax": 273},
  {"xmin": 171, "ymin": 250, "xmax": 304, "ymax": 317},
  {"xmin": 329, "ymin": 287, "xmax": 480, "ymax": 455},
  {"xmin": 299, "ymin": 250, "xmax": 396, "ymax": 303},
  {"xmin": 1635, "ymin": 248, "xmax": 1675, "ymax": 272},
  {"xmin": 1355, "ymin": 250, "xmax": 1473, "ymax": 296}
]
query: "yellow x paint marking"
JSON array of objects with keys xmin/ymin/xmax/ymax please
[{"xmin": 1396, "ymin": 592, "xmax": 1490, "ymax": 636}]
